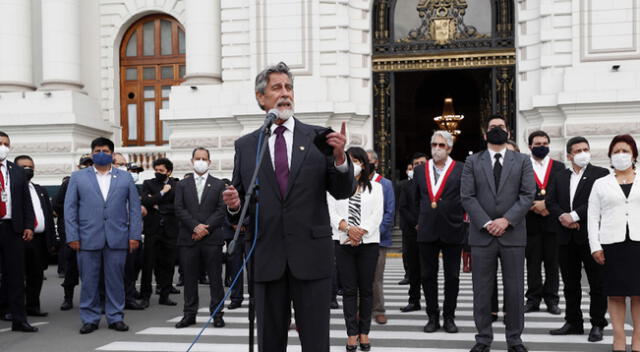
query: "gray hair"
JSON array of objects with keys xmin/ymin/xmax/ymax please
[
  {"xmin": 431, "ymin": 130, "xmax": 454, "ymax": 148},
  {"xmin": 366, "ymin": 149, "xmax": 378, "ymax": 162},
  {"xmin": 255, "ymin": 62, "xmax": 294, "ymax": 110}
]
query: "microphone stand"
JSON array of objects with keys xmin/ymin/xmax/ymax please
[{"xmin": 228, "ymin": 119, "xmax": 273, "ymax": 352}]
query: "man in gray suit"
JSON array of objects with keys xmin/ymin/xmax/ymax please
[{"xmin": 461, "ymin": 115, "xmax": 536, "ymax": 352}]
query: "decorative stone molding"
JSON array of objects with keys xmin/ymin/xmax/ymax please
[
  {"xmin": 220, "ymin": 135, "xmax": 239, "ymax": 148},
  {"xmin": 566, "ymin": 122, "xmax": 640, "ymax": 136},
  {"xmin": 9, "ymin": 142, "xmax": 73, "ymax": 153},
  {"xmin": 372, "ymin": 50, "xmax": 516, "ymax": 72},
  {"xmin": 36, "ymin": 164, "xmax": 73, "ymax": 175},
  {"xmin": 170, "ymin": 137, "xmax": 220, "ymax": 149},
  {"xmin": 349, "ymin": 133, "xmax": 364, "ymax": 146}
]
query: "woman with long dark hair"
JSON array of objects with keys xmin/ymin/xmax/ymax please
[{"xmin": 327, "ymin": 147, "xmax": 384, "ymax": 351}]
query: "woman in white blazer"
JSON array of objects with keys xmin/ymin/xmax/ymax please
[
  {"xmin": 327, "ymin": 147, "xmax": 383, "ymax": 352},
  {"xmin": 588, "ymin": 134, "xmax": 640, "ymax": 352}
]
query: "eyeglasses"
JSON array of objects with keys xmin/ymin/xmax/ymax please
[{"xmin": 431, "ymin": 143, "xmax": 447, "ymax": 148}]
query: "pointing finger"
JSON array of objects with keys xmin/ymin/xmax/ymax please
[{"xmin": 340, "ymin": 121, "xmax": 346, "ymax": 136}]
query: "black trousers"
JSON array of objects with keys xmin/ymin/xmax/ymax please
[
  {"xmin": 525, "ymin": 230, "xmax": 559, "ymax": 306},
  {"xmin": 559, "ymin": 241, "xmax": 607, "ymax": 327},
  {"xmin": 335, "ymin": 243, "xmax": 379, "ymax": 336},
  {"xmin": 402, "ymin": 228, "xmax": 421, "ymax": 304},
  {"xmin": 418, "ymin": 240, "xmax": 462, "ymax": 318},
  {"xmin": 224, "ymin": 237, "xmax": 244, "ymax": 303},
  {"xmin": 256, "ymin": 266, "xmax": 332, "ymax": 352},
  {"xmin": 25, "ymin": 234, "xmax": 46, "ymax": 311},
  {"xmin": 180, "ymin": 244, "xmax": 224, "ymax": 318},
  {"xmin": 0, "ymin": 221, "xmax": 27, "ymax": 323},
  {"xmin": 141, "ymin": 231, "xmax": 177, "ymax": 299},
  {"xmin": 124, "ymin": 246, "xmax": 142, "ymax": 302}
]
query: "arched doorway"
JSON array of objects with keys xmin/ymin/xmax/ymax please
[
  {"xmin": 372, "ymin": 0, "xmax": 516, "ymax": 179},
  {"xmin": 119, "ymin": 14, "xmax": 185, "ymax": 146}
]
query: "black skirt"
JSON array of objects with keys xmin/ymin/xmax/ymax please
[{"xmin": 602, "ymin": 232, "xmax": 640, "ymax": 297}]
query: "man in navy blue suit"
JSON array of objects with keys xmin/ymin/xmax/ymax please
[{"xmin": 64, "ymin": 137, "xmax": 142, "ymax": 334}]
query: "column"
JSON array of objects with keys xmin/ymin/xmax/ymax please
[
  {"xmin": 184, "ymin": 0, "xmax": 222, "ymax": 84},
  {"xmin": 0, "ymin": 0, "xmax": 34, "ymax": 91},
  {"xmin": 40, "ymin": 0, "xmax": 83, "ymax": 91}
]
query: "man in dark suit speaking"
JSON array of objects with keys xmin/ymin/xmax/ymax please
[{"xmin": 223, "ymin": 62, "xmax": 355, "ymax": 351}]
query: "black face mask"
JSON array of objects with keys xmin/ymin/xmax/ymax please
[
  {"xmin": 24, "ymin": 168, "xmax": 34, "ymax": 181},
  {"xmin": 486, "ymin": 127, "xmax": 508, "ymax": 145},
  {"xmin": 531, "ymin": 146, "xmax": 550, "ymax": 159},
  {"xmin": 154, "ymin": 172, "xmax": 167, "ymax": 182}
]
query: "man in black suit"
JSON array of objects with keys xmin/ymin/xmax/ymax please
[
  {"xmin": 14, "ymin": 155, "xmax": 56, "ymax": 318},
  {"xmin": 223, "ymin": 62, "xmax": 355, "ymax": 351},
  {"xmin": 398, "ymin": 152, "xmax": 426, "ymax": 313},
  {"xmin": 140, "ymin": 157, "xmax": 179, "ymax": 308},
  {"xmin": 0, "ymin": 131, "xmax": 37, "ymax": 332},
  {"xmin": 546, "ymin": 136, "xmax": 609, "ymax": 342},
  {"xmin": 413, "ymin": 131, "xmax": 465, "ymax": 333},
  {"xmin": 53, "ymin": 155, "xmax": 93, "ymax": 311},
  {"xmin": 122, "ymin": 161, "xmax": 145, "ymax": 310},
  {"xmin": 174, "ymin": 147, "xmax": 227, "ymax": 328},
  {"xmin": 524, "ymin": 131, "xmax": 566, "ymax": 315}
]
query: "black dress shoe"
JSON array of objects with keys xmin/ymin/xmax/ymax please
[
  {"xmin": 212, "ymin": 314, "xmax": 225, "ymax": 328},
  {"xmin": 60, "ymin": 299, "xmax": 73, "ymax": 311},
  {"xmin": 169, "ymin": 286, "xmax": 180, "ymax": 294},
  {"xmin": 588, "ymin": 325, "xmax": 604, "ymax": 342},
  {"xmin": 159, "ymin": 296, "xmax": 177, "ymax": 306},
  {"xmin": 549, "ymin": 322, "xmax": 584, "ymax": 335},
  {"xmin": 175, "ymin": 316, "xmax": 196, "ymax": 328},
  {"xmin": 12, "ymin": 322, "xmax": 38, "ymax": 332},
  {"xmin": 400, "ymin": 302, "xmax": 421, "ymax": 312},
  {"xmin": 228, "ymin": 301, "xmax": 243, "ymax": 310},
  {"xmin": 508, "ymin": 344, "xmax": 528, "ymax": 352},
  {"xmin": 79, "ymin": 323, "xmax": 98, "ymax": 334},
  {"xmin": 26, "ymin": 309, "xmax": 48, "ymax": 317},
  {"xmin": 1, "ymin": 312, "xmax": 13, "ymax": 321},
  {"xmin": 398, "ymin": 277, "xmax": 410, "ymax": 285},
  {"xmin": 523, "ymin": 302, "xmax": 540, "ymax": 313},
  {"xmin": 125, "ymin": 300, "xmax": 145, "ymax": 310},
  {"xmin": 140, "ymin": 299, "xmax": 150, "ymax": 309},
  {"xmin": 133, "ymin": 290, "xmax": 141, "ymax": 299},
  {"xmin": 546, "ymin": 304, "xmax": 561, "ymax": 315},
  {"xmin": 345, "ymin": 344, "xmax": 357, "ymax": 351},
  {"xmin": 443, "ymin": 317, "xmax": 459, "ymax": 333},
  {"xmin": 359, "ymin": 342, "xmax": 371, "ymax": 351},
  {"xmin": 469, "ymin": 343, "xmax": 490, "ymax": 352},
  {"xmin": 108, "ymin": 321, "xmax": 129, "ymax": 332},
  {"xmin": 423, "ymin": 314, "xmax": 440, "ymax": 333},
  {"xmin": 330, "ymin": 299, "xmax": 339, "ymax": 309}
]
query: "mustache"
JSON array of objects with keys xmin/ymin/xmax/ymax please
[{"xmin": 276, "ymin": 98, "xmax": 293, "ymax": 106}]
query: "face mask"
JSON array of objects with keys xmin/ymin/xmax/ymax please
[
  {"xmin": 611, "ymin": 152, "xmax": 633, "ymax": 171},
  {"xmin": 486, "ymin": 127, "xmax": 508, "ymax": 145},
  {"xmin": 353, "ymin": 163, "xmax": 362, "ymax": 177},
  {"xmin": 531, "ymin": 146, "xmax": 549, "ymax": 159},
  {"xmin": 407, "ymin": 170, "xmax": 414, "ymax": 179},
  {"xmin": 130, "ymin": 172, "xmax": 139, "ymax": 183},
  {"xmin": 92, "ymin": 152, "xmax": 113, "ymax": 166},
  {"xmin": 573, "ymin": 152, "xmax": 591, "ymax": 168},
  {"xmin": 117, "ymin": 166, "xmax": 127, "ymax": 172},
  {"xmin": 154, "ymin": 172, "xmax": 167, "ymax": 182},
  {"xmin": 193, "ymin": 160, "xmax": 209, "ymax": 174},
  {"xmin": 0, "ymin": 145, "xmax": 9, "ymax": 161},
  {"xmin": 23, "ymin": 167, "xmax": 34, "ymax": 181},
  {"xmin": 431, "ymin": 148, "xmax": 447, "ymax": 162}
]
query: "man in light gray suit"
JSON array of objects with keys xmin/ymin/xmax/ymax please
[{"xmin": 461, "ymin": 115, "xmax": 536, "ymax": 352}]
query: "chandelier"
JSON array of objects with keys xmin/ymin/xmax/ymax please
[{"xmin": 433, "ymin": 97, "xmax": 464, "ymax": 139}]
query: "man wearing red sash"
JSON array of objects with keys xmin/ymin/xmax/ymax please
[
  {"xmin": 524, "ymin": 130, "xmax": 566, "ymax": 315},
  {"xmin": 412, "ymin": 130, "xmax": 466, "ymax": 334}
]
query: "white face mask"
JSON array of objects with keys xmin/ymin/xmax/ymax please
[
  {"xmin": 129, "ymin": 172, "xmax": 139, "ymax": 183},
  {"xmin": 117, "ymin": 166, "xmax": 127, "ymax": 172},
  {"xmin": 193, "ymin": 160, "xmax": 209, "ymax": 174},
  {"xmin": 431, "ymin": 148, "xmax": 448, "ymax": 162},
  {"xmin": 611, "ymin": 152, "xmax": 633, "ymax": 171},
  {"xmin": 353, "ymin": 163, "xmax": 362, "ymax": 177},
  {"xmin": 0, "ymin": 145, "xmax": 10, "ymax": 161},
  {"xmin": 407, "ymin": 170, "xmax": 414, "ymax": 179},
  {"xmin": 572, "ymin": 152, "xmax": 591, "ymax": 168}
]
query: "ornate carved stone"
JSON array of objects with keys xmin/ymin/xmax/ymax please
[
  {"xmin": 170, "ymin": 137, "xmax": 220, "ymax": 149},
  {"xmin": 220, "ymin": 136, "xmax": 239, "ymax": 149}
]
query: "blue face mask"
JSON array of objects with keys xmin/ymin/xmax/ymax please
[{"xmin": 92, "ymin": 152, "xmax": 113, "ymax": 166}]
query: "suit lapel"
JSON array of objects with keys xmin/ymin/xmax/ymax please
[
  {"xmin": 572, "ymin": 164, "xmax": 591, "ymax": 205},
  {"xmin": 105, "ymin": 169, "xmax": 120, "ymax": 202},
  {"xmin": 86, "ymin": 168, "xmax": 105, "ymax": 203},
  {"xmin": 480, "ymin": 151, "xmax": 497, "ymax": 196},
  {"xmin": 186, "ymin": 176, "xmax": 199, "ymax": 205},
  {"xmin": 284, "ymin": 120, "xmax": 312, "ymax": 199},
  {"xmin": 498, "ymin": 150, "xmax": 515, "ymax": 193},
  {"xmin": 199, "ymin": 175, "xmax": 213, "ymax": 205}
]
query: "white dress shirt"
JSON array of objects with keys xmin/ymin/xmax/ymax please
[
  {"xmin": 568, "ymin": 165, "xmax": 586, "ymax": 222},
  {"xmin": 531, "ymin": 155, "xmax": 550, "ymax": 183},
  {"xmin": 194, "ymin": 172, "xmax": 209, "ymax": 202},
  {"xmin": 0, "ymin": 160, "xmax": 12, "ymax": 220},
  {"xmin": 488, "ymin": 147, "xmax": 507, "ymax": 168},
  {"xmin": 94, "ymin": 166, "xmax": 112, "ymax": 201},
  {"xmin": 29, "ymin": 183, "xmax": 45, "ymax": 233},
  {"xmin": 326, "ymin": 182, "xmax": 384, "ymax": 244}
]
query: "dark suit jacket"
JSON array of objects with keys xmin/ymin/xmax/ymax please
[
  {"xmin": 546, "ymin": 163, "xmax": 609, "ymax": 245},
  {"xmin": 32, "ymin": 183, "xmax": 56, "ymax": 253},
  {"xmin": 231, "ymin": 118, "xmax": 356, "ymax": 282},
  {"xmin": 526, "ymin": 158, "xmax": 566, "ymax": 233},
  {"xmin": 3, "ymin": 161, "xmax": 35, "ymax": 234},
  {"xmin": 413, "ymin": 161, "xmax": 465, "ymax": 244},
  {"xmin": 398, "ymin": 178, "xmax": 418, "ymax": 231},
  {"xmin": 141, "ymin": 177, "xmax": 179, "ymax": 236},
  {"xmin": 52, "ymin": 177, "xmax": 69, "ymax": 243},
  {"xmin": 174, "ymin": 174, "xmax": 226, "ymax": 247}
]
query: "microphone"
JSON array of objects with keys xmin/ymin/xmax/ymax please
[{"xmin": 261, "ymin": 108, "xmax": 279, "ymax": 131}]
